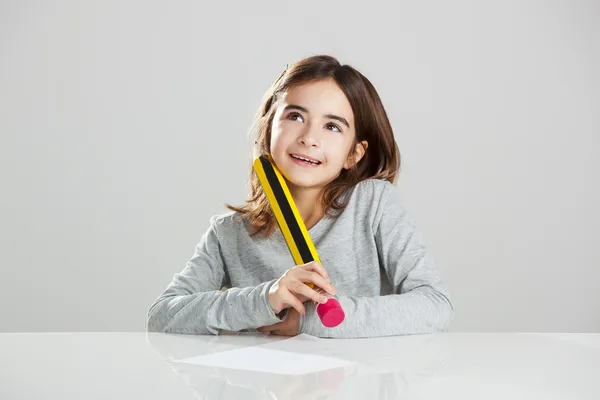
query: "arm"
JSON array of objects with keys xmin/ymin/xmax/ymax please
[
  {"xmin": 146, "ymin": 217, "xmax": 284, "ymax": 335},
  {"xmin": 299, "ymin": 184, "xmax": 454, "ymax": 338}
]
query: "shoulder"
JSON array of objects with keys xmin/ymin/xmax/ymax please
[
  {"xmin": 338, "ymin": 179, "xmax": 402, "ymax": 228},
  {"xmin": 349, "ymin": 178, "xmax": 413, "ymax": 230},
  {"xmin": 351, "ymin": 178, "xmax": 401, "ymax": 208},
  {"xmin": 208, "ymin": 210, "xmax": 246, "ymax": 234},
  {"xmin": 199, "ymin": 211, "xmax": 254, "ymax": 248}
]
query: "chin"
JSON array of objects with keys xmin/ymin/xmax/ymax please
[
  {"xmin": 283, "ymin": 175, "xmax": 320, "ymax": 190},
  {"xmin": 273, "ymin": 156, "xmax": 329, "ymax": 188},
  {"xmin": 278, "ymin": 170, "xmax": 319, "ymax": 189}
]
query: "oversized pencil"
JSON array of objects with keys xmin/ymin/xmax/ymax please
[{"xmin": 253, "ymin": 154, "xmax": 345, "ymax": 328}]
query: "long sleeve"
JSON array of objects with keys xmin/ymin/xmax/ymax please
[
  {"xmin": 146, "ymin": 217, "xmax": 284, "ymax": 335},
  {"xmin": 299, "ymin": 183, "xmax": 454, "ymax": 338}
]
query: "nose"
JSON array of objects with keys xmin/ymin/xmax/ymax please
[{"xmin": 298, "ymin": 124, "xmax": 320, "ymax": 147}]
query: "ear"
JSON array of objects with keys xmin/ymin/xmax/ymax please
[{"xmin": 343, "ymin": 140, "xmax": 368, "ymax": 169}]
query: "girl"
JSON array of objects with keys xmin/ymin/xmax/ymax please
[{"xmin": 146, "ymin": 55, "xmax": 454, "ymax": 338}]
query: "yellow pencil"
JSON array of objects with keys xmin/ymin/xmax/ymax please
[{"xmin": 253, "ymin": 154, "xmax": 345, "ymax": 328}]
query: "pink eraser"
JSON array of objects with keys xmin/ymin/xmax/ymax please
[{"xmin": 316, "ymin": 298, "xmax": 345, "ymax": 327}]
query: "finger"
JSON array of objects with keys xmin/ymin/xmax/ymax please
[
  {"xmin": 294, "ymin": 270, "xmax": 336, "ymax": 296},
  {"xmin": 281, "ymin": 289, "xmax": 306, "ymax": 315},
  {"xmin": 295, "ymin": 293, "xmax": 310, "ymax": 303},
  {"xmin": 289, "ymin": 280, "xmax": 329, "ymax": 304},
  {"xmin": 301, "ymin": 261, "xmax": 329, "ymax": 280},
  {"xmin": 302, "ymin": 263, "xmax": 336, "ymax": 294}
]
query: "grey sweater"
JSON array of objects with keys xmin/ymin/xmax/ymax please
[{"xmin": 146, "ymin": 179, "xmax": 454, "ymax": 338}]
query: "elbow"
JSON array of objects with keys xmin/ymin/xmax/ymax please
[
  {"xmin": 435, "ymin": 293, "xmax": 455, "ymax": 332},
  {"xmin": 145, "ymin": 296, "xmax": 214, "ymax": 335},
  {"xmin": 417, "ymin": 287, "xmax": 455, "ymax": 333},
  {"xmin": 146, "ymin": 314, "xmax": 165, "ymax": 333},
  {"xmin": 146, "ymin": 301, "xmax": 170, "ymax": 333}
]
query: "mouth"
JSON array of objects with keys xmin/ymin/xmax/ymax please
[{"xmin": 289, "ymin": 153, "xmax": 322, "ymax": 166}]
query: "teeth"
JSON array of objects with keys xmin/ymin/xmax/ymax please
[{"xmin": 292, "ymin": 155, "xmax": 319, "ymax": 164}]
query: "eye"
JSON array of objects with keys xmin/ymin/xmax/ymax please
[
  {"xmin": 326, "ymin": 123, "xmax": 341, "ymax": 133},
  {"xmin": 287, "ymin": 112, "xmax": 304, "ymax": 123}
]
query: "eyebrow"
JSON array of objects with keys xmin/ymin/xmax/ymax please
[{"xmin": 283, "ymin": 104, "xmax": 350, "ymax": 129}]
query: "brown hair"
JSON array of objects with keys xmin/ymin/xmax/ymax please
[{"xmin": 225, "ymin": 55, "xmax": 400, "ymax": 237}]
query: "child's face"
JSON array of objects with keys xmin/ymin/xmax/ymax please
[{"xmin": 269, "ymin": 78, "xmax": 365, "ymax": 192}]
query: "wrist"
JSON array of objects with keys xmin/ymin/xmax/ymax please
[
  {"xmin": 261, "ymin": 279, "xmax": 284, "ymax": 324},
  {"xmin": 267, "ymin": 291, "xmax": 281, "ymax": 314}
]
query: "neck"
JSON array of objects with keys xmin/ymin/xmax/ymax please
[{"xmin": 288, "ymin": 185, "xmax": 325, "ymax": 231}]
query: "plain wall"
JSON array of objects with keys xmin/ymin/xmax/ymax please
[{"xmin": 1, "ymin": 0, "xmax": 599, "ymax": 332}]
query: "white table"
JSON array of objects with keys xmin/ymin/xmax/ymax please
[{"xmin": 1, "ymin": 332, "xmax": 598, "ymax": 399}]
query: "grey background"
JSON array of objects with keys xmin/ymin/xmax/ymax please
[{"xmin": 1, "ymin": 0, "xmax": 599, "ymax": 333}]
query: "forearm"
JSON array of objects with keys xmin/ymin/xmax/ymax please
[
  {"xmin": 147, "ymin": 280, "xmax": 283, "ymax": 335},
  {"xmin": 299, "ymin": 286, "xmax": 454, "ymax": 338}
]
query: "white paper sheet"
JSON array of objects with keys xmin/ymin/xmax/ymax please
[{"xmin": 175, "ymin": 334, "xmax": 354, "ymax": 376}]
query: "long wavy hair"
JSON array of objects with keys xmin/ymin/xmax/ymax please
[{"xmin": 226, "ymin": 55, "xmax": 401, "ymax": 237}]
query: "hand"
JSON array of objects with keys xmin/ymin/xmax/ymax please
[
  {"xmin": 258, "ymin": 308, "xmax": 301, "ymax": 336},
  {"xmin": 268, "ymin": 261, "xmax": 336, "ymax": 315}
]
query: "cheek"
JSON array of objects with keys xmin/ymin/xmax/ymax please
[
  {"xmin": 269, "ymin": 119, "xmax": 282, "ymax": 142},
  {"xmin": 325, "ymin": 137, "xmax": 352, "ymax": 165},
  {"xmin": 271, "ymin": 123, "xmax": 295, "ymax": 147},
  {"xmin": 269, "ymin": 127, "xmax": 290, "ymax": 158}
]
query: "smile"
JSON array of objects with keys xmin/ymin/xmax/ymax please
[{"xmin": 289, "ymin": 154, "xmax": 322, "ymax": 166}]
